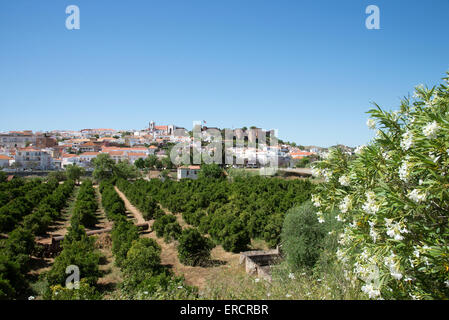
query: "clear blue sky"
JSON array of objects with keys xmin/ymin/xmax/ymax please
[{"xmin": 1, "ymin": 0, "xmax": 448, "ymax": 147}]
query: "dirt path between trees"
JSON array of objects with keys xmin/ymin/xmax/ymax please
[
  {"xmin": 114, "ymin": 186, "xmax": 241, "ymax": 290},
  {"xmin": 114, "ymin": 186, "xmax": 145, "ymax": 224}
]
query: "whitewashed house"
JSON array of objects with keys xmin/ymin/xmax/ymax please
[
  {"xmin": 177, "ymin": 165, "xmax": 201, "ymax": 180},
  {"xmin": 15, "ymin": 147, "xmax": 52, "ymax": 170},
  {"xmin": 0, "ymin": 155, "xmax": 12, "ymax": 168}
]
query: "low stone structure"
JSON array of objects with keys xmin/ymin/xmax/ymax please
[{"xmin": 239, "ymin": 248, "xmax": 281, "ymax": 282}]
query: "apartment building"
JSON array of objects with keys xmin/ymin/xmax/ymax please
[{"xmin": 15, "ymin": 147, "xmax": 52, "ymax": 170}]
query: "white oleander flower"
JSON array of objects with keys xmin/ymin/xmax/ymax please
[
  {"xmin": 338, "ymin": 196, "xmax": 351, "ymax": 214},
  {"xmin": 336, "ymin": 248, "xmax": 346, "ymax": 262},
  {"xmin": 429, "ymin": 152, "xmax": 440, "ymax": 163},
  {"xmin": 361, "ymin": 282, "xmax": 381, "ymax": 299},
  {"xmin": 311, "ymin": 194, "xmax": 321, "ymax": 207},
  {"xmin": 355, "ymin": 145, "xmax": 366, "ymax": 155},
  {"xmin": 384, "ymin": 253, "xmax": 403, "ymax": 280},
  {"xmin": 338, "ymin": 175, "xmax": 350, "ymax": 187},
  {"xmin": 322, "ymin": 169, "xmax": 333, "ymax": 182},
  {"xmin": 391, "ymin": 111, "xmax": 400, "ymax": 121},
  {"xmin": 423, "ymin": 121, "xmax": 440, "ymax": 139},
  {"xmin": 368, "ymin": 221, "xmax": 378, "ymax": 243},
  {"xmin": 362, "ymin": 191, "xmax": 380, "ymax": 215},
  {"xmin": 400, "ymin": 130, "xmax": 414, "ymax": 151},
  {"xmin": 407, "ymin": 189, "xmax": 427, "ymax": 203},
  {"xmin": 311, "ymin": 167, "xmax": 322, "ymax": 177},
  {"xmin": 413, "ymin": 247, "xmax": 420, "ymax": 259},
  {"xmin": 399, "ymin": 161, "xmax": 411, "ymax": 182},
  {"xmin": 366, "ymin": 118, "xmax": 376, "ymax": 129},
  {"xmin": 382, "ymin": 151, "xmax": 391, "ymax": 160},
  {"xmin": 385, "ymin": 219, "xmax": 409, "ymax": 241}
]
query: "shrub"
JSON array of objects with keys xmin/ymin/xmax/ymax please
[
  {"xmin": 178, "ymin": 228, "xmax": 214, "ymax": 266},
  {"xmin": 163, "ymin": 222, "xmax": 182, "ymax": 243},
  {"xmin": 72, "ymin": 180, "xmax": 98, "ymax": 228},
  {"xmin": 281, "ymin": 202, "xmax": 327, "ymax": 270},
  {"xmin": 111, "ymin": 219, "xmax": 139, "ymax": 267},
  {"xmin": 46, "ymin": 237, "xmax": 101, "ymax": 287},
  {"xmin": 0, "ymin": 253, "xmax": 28, "ymax": 299},
  {"xmin": 0, "ymin": 227, "xmax": 35, "ymax": 273},
  {"xmin": 152, "ymin": 214, "xmax": 176, "ymax": 238},
  {"xmin": 47, "ymin": 279, "xmax": 101, "ymax": 300},
  {"xmin": 122, "ymin": 238, "xmax": 162, "ymax": 289}
]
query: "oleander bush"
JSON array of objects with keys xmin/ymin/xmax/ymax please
[{"xmin": 311, "ymin": 73, "xmax": 449, "ymax": 299}]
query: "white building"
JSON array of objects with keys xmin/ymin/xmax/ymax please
[
  {"xmin": 15, "ymin": 147, "xmax": 52, "ymax": 170},
  {"xmin": 0, "ymin": 131, "xmax": 35, "ymax": 148},
  {"xmin": 177, "ymin": 165, "xmax": 201, "ymax": 180},
  {"xmin": 0, "ymin": 155, "xmax": 12, "ymax": 168},
  {"xmin": 61, "ymin": 154, "xmax": 81, "ymax": 168}
]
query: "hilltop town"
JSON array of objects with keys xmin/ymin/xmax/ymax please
[{"xmin": 0, "ymin": 122, "xmax": 346, "ymax": 174}]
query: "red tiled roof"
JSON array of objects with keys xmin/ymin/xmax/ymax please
[
  {"xmin": 80, "ymin": 152, "xmax": 100, "ymax": 156},
  {"xmin": 108, "ymin": 151, "xmax": 125, "ymax": 156},
  {"xmin": 62, "ymin": 154, "xmax": 78, "ymax": 158},
  {"xmin": 179, "ymin": 165, "xmax": 201, "ymax": 170},
  {"xmin": 80, "ymin": 142, "xmax": 97, "ymax": 147},
  {"xmin": 0, "ymin": 155, "xmax": 12, "ymax": 160},
  {"xmin": 128, "ymin": 153, "xmax": 146, "ymax": 158},
  {"xmin": 291, "ymin": 151, "xmax": 314, "ymax": 156},
  {"xmin": 18, "ymin": 147, "xmax": 41, "ymax": 152}
]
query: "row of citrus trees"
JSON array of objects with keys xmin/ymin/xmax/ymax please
[
  {"xmin": 0, "ymin": 178, "xmax": 59, "ymax": 233},
  {"xmin": 116, "ymin": 178, "xmax": 215, "ymax": 267},
  {"xmin": 99, "ymin": 181, "xmax": 198, "ymax": 299},
  {"xmin": 45, "ymin": 180, "xmax": 102, "ymax": 299},
  {"xmin": 116, "ymin": 177, "xmax": 314, "ymax": 253},
  {"xmin": 0, "ymin": 178, "xmax": 75, "ymax": 299}
]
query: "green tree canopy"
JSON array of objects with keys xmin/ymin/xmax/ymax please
[{"xmin": 65, "ymin": 164, "xmax": 85, "ymax": 185}]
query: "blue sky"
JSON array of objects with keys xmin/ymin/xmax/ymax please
[{"xmin": 0, "ymin": 0, "xmax": 448, "ymax": 147}]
